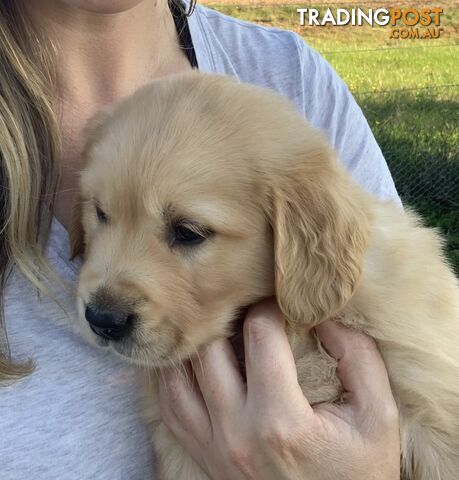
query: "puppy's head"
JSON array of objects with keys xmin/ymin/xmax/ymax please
[{"xmin": 74, "ymin": 73, "xmax": 369, "ymax": 367}]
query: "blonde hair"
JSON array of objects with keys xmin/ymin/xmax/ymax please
[{"xmin": 0, "ymin": 0, "xmax": 60, "ymax": 383}]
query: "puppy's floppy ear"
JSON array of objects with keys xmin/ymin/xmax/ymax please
[
  {"xmin": 82, "ymin": 106, "xmax": 113, "ymax": 155},
  {"xmin": 69, "ymin": 107, "xmax": 112, "ymax": 259},
  {"xmin": 265, "ymin": 135, "xmax": 370, "ymax": 328},
  {"xmin": 69, "ymin": 194, "xmax": 85, "ymax": 260}
]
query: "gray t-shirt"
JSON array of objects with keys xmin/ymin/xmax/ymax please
[{"xmin": 1, "ymin": 4, "xmax": 399, "ymax": 480}]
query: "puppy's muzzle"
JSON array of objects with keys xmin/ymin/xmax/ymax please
[{"xmin": 85, "ymin": 301, "xmax": 135, "ymax": 342}]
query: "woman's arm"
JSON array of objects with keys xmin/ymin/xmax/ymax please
[{"xmin": 158, "ymin": 298, "xmax": 400, "ymax": 480}]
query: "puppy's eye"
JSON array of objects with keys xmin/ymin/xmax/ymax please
[
  {"xmin": 173, "ymin": 224, "xmax": 209, "ymax": 247},
  {"xmin": 95, "ymin": 206, "xmax": 108, "ymax": 224}
]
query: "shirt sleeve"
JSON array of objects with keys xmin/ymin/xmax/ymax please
[{"xmin": 293, "ymin": 34, "xmax": 401, "ymax": 205}]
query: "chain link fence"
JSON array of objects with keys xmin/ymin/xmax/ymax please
[{"xmin": 354, "ymin": 85, "xmax": 459, "ymax": 275}]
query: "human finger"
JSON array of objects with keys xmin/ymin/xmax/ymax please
[
  {"xmin": 243, "ymin": 298, "xmax": 307, "ymax": 408},
  {"xmin": 158, "ymin": 363, "xmax": 212, "ymax": 446},
  {"xmin": 193, "ymin": 337, "xmax": 245, "ymax": 421},
  {"xmin": 315, "ymin": 320, "xmax": 395, "ymax": 413}
]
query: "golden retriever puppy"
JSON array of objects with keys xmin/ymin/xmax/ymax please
[{"xmin": 73, "ymin": 72, "xmax": 459, "ymax": 480}]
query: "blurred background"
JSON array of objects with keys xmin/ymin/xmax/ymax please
[{"xmin": 200, "ymin": 0, "xmax": 459, "ymax": 274}]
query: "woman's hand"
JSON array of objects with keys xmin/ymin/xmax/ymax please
[{"xmin": 158, "ymin": 299, "xmax": 400, "ymax": 480}]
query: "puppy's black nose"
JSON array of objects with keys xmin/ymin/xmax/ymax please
[{"xmin": 85, "ymin": 304, "xmax": 134, "ymax": 341}]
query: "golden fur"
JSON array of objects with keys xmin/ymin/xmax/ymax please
[{"xmin": 74, "ymin": 72, "xmax": 459, "ymax": 480}]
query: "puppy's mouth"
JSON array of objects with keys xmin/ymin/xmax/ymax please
[
  {"xmin": 81, "ymin": 297, "xmax": 251, "ymax": 371},
  {"xmin": 90, "ymin": 327, "xmax": 109, "ymax": 346},
  {"xmin": 99, "ymin": 334, "xmax": 175, "ymax": 368},
  {"xmin": 89, "ymin": 324, "xmax": 109, "ymax": 340},
  {"xmin": 88, "ymin": 323, "xmax": 132, "ymax": 342}
]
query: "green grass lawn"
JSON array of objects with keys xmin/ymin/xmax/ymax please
[{"xmin": 205, "ymin": 3, "xmax": 459, "ymax": 274}]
